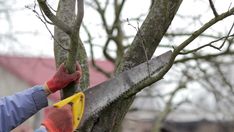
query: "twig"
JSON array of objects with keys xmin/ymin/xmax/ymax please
[
  {"xmin": 25, "ymin": 5, "xmax": 70, "ymax": 51},
  {"xmin": 218, "ymin": 20, "xmax": 234, "ymax": 49},
  {"xmin": 47, "ymin": 2, "xmax": 56, "ymax": 12},
  {"xmin": 179, "ymin": 34, "xmax": 234, "ymax": 54},
  {"xmin": 180, "ymin": 20, "xmax": 234, "ymax": 55},
  {"xmin": 209, "ymin": 0, "xmax": 218, "ymax": 17},
  {"xmin": 94, "ymin": 0, "xmax": 110, "ymax": 34},
  {"xmin": 37, "ymin": 0, "xmax": 72, "ymax": 35},
  {"xmin": 127, "ymin": 19, "xmax": 151, "ymax": 76},
  {"xmin": 39, "ymin": 7, "xmax": 53, "ymax": 25},
  {"xmin": 83, "ymin": 23, "xmax": 112, "ymax": 78},
  {"xmin": 213, "ymin": 63, "xmax": 234, "ymax": 94},
  {"xmin": 104, "ymin": 0, "xmax": 110, "ymax": 11},
  {"xmin": 175, "ymin": 51, "xmax": 234, "ymax": 64},
  {"xmin": 173, "ymin": 7, "xmax": 234, "ymax": 56},
  {"xmin": 128, "ymin": 6, "xmax": 234, "ymax": 96}
]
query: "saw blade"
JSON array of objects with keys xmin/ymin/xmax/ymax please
[{"xmin": 80, "ymin": 51, "xmax": 172, "ymax": 126}]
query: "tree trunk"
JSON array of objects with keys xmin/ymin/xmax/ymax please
[
  {"xmin": 54, "ymin": 0, "xmax": 89, "ymax": 98},
  {"xmin": 53, "ymin": 0, "xmax": 76, "ymax": 98},
  {"xmin": 79, "ymin": 0, "xmax": 182, "ymax": 131}
]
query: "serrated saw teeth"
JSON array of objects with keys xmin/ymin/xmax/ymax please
[{"xmin": 79, "ymin": 51, "xmax": 172, "ymax": 128}]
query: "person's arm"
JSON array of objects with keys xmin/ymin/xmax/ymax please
[
  {"xmin": 0, "ymin": 85, "xmax": 48, "ymax": 132},
  {"xmin": 0, "ymin": 63, "xmax": 81, "ymax": 132}
]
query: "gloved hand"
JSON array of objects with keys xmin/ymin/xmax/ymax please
[
  {"xmin": 42, "ymin": 105, "xmax": 73, "ymax": 132},
  {"xmin": 45, "ymin": 63, "xmax": 82, "ymax": 93}
]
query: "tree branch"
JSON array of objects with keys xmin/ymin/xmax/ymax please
[
  {"xmin": 218, "ymin": 20, "xmax": 234, "ymax": 49},
  {"xmin": 209, "ymin": 0, "xmax": 218, "ymax": 17},
  {"xmin": 179, "ymin": 34, "xmax": 234, "ymax": 54},
  {"xmin": 74, "ymin": 0, "xmax": 84, "ymax": 33},
  {"xmin": 26, "ymin": 4, "xmax": 70, "ymax": 51},
  {"xmin": 37, "ymin": 0, "xmax": 72, "ymax": 35},
  {"xmin": 175, "ymin": 51, "xmax": 234, "ymax": 63},
  {"xmin": 127, "ymin": 6, "xmax": 234, "ymax": 96},
  {"xmin": 83, "ymin": 23, "xmax": 112, "ymax": 78}
]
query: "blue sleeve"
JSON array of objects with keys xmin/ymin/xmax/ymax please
[
  {"xmin": 35, "ymin": 126, "xmax": 48, "ymax": 132},
  {"xmin": 0, "ymin": 85, "xmax": 48, "ymax": 132}
]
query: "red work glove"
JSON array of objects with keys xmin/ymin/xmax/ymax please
[
  {"xmin": 42, "ymin": 105, "xmax": 73, "ymax": 132},
  {"xmin": 45, "ymin": 63, "xmax": 82, "ymax": 93}
]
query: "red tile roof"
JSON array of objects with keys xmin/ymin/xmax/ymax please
[
  {"xmin": 0, "ymin": 55, "xmax": 114, "ymax": 88},
  {"xmin": 0, "ymin": 55, "xmax": 115, "ymax": 124}
]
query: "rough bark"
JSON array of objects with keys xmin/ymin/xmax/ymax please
[
  {"xmin": 79, "ymin": 0, "xmax": 183, "ymax": 131},
  {"xmin": 53, "ymin": 0, "xmax": 76, "ymax": 98},
  {"xmin": 53, "ymin": 0, "xmax": 89, "ymax": 98},
  {"xmin": 54, "ymin": 0, "xmax": 75, "ymax": 67}
]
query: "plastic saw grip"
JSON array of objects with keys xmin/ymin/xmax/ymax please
[{"xmin": 53, "ymin": 92, "xmax": 85, "ymax": 131}]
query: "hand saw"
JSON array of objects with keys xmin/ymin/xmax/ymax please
[{"xmin": 54, "ymin": 51, "xmax": 172, "ymax": 129}]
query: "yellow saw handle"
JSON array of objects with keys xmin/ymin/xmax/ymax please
[{"xmin": 53, "ymin": 92, "xmax": 85, "ymax": 131}]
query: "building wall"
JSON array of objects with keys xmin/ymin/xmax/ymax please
[
  {"xmin": 122, "ymin": 111, "xmax": 156, "ymax": 132},
  {"xmin": 0, "ymin": 66, "xmax": 42, "ymax": 131},
  {"xmin": 122, "ymin": 110, "xmax": 234, "ymax": 132},
  {"xmin": 0, "ymin": 66, "xmax": 30, "ymax": 96}
]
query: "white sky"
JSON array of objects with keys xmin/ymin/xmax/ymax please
[{"xmin": 1, "ymin": 0, "xmax": 233, "ymax": 58}]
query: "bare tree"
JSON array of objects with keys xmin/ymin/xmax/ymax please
[
  {"xmin": 36, "ymin": 0, "xmax": 234, "ymax": 131},
  {"xmin": 0, "ymin": 0, "xmax": 41, "ymax": 56}
]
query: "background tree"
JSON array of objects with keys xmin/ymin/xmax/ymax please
[
  {"xmin": 0, "ymin": 0, "xmax": 36, "ymax": 55},
  {"xmin": 36, "ymin": 0, "xmax": 234, "ymax": 131}
]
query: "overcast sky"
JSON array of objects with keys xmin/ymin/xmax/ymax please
[{"xmin": 0, "ymin": 0, "xmax": 233, "ymax": 58}]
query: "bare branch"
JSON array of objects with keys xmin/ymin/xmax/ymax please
[
  {"xmin": 37, "ymin": 0, "xmax": 72, "ymax": 35},
  {"xmin": 25, "ymin": 5, "xmax": 70, "ymax": 51},
  {"xmin": 165, "ymin": 32, "xmax": 221, "ymax": 39},
  {"xmin": 47, "ymin": 2, "xmax": 57, "ymax": 12},
  {"xmin": 127, "ymin": 19, "xmax": 151, "ymax": 76},
  {"xmin": 39, "ymin": 7, "xmax": 53, "ymax": 25},
  {"xmin": 93, "ymin": 0, "xmax": 110, "ymax": 34},
  {"xmin": 74, "ymin": 0, "xmax": 84, "ymax": 33},
  {"xmin": 175, "ymin": 51, "xmax": 234, "ymax": 63},
  {"xmin": 218, "ymin": 20, "xmax": 234, "ymax": 49},
  {"xmin": 209, "ymin": 0, "xmax": 218, "ymax": 17},
  {"xmin": 179, "ymin": 33, "xmax": 234, "ymax": 54},
  {"xmin": 174, "ymin": 7, "xmax": 234, "ymax": 55},
  {"xmin": 104, "ymin": 0, "xmax": 110, "ymax": 11},
  {"xmin": 83, "ymin": 23, "xmax": 112, "ymax": 78},
  {"xmin": 213, "ymin": 63, "xmax": 234, "ymax": 93},
  {"xmin": 153, "ymin": 81, "xmax": 186, "ymax": 132},
  {"xmin": 103, "ymin": 38, "xmax": 115, "ymax": 63},
  {"xmin": 127, "ymin": 6, "xmax": 234, "ymax": 96}
]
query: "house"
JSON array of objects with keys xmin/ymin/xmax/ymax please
[{"xmin": 0, "ymin": 55, "xmax": 114, "ymax": 131}]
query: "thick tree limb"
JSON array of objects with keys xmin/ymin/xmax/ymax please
[
  {"xmin": 79, "ymin": 0, "xmax": 183, "ymax": 131},
  {"xmin": 38, "ymin": 0, "xmax": 88, "ymax": 97},
  {"xmin": 80, "ymin": 2, "xmax": 234, "ymax": 132}
]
